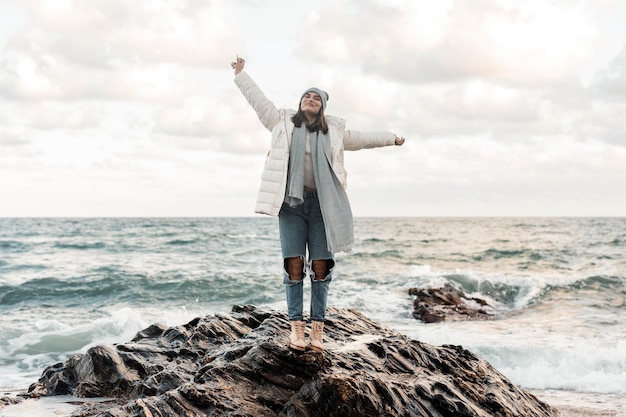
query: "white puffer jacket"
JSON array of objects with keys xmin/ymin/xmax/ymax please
[{"xmin": 234, "ymin": 71, "xmax": 396, "ymax": 216}]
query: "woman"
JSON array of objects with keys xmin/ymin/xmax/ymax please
[{"xmin": 232, "ymin": 56, "xmax": 405, "ymax": 352}]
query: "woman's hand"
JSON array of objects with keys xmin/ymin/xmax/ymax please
[
  {"xmin": 394, "ymin": 135, "xmax": 405, "ymax": 146},
  {"xmin": 231, "ymin": 55, "xmax": 245, "ymax": 75}
]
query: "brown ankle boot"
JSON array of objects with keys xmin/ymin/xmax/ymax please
[
  {"xmin": 289, "ymin": 321, "xmax": 306, "ymax": 351},
  {"xmin": 310, "ymin": 321, "xmax": 324, "ymax": 352}
]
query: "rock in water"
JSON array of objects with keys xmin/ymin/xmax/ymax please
[
  {"xmin": 409, "ymin": 283, "xmax": 496, "ymax": 323},
  {"xmin": 28, "ymin": 305, "xmax": 559, "ymax": 417}
]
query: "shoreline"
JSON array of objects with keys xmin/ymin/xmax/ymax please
[
  {"xmin": 2, "ymin": 390, "xmax": 624, "ymax": 417},
  {"xmin": 530, "ymin": 390, "xmax": 626, "ymax": 417},
  {"xmin": 0, "ymin": 393, "xmax": 116, "ymax": 417}
]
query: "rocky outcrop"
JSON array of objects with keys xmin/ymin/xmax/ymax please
[
  {"xmin": 409, "ymin": 284, "xmax": 496, "ymax": 323},
  {"xmin": 28, "ymin": 305, "xmax": 558, "ymax": 417},
  {"xmin": 0, "ymin": 395, "xmax": 24, "ymax": 409}
]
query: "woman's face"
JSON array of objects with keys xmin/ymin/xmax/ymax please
[{"xmin": 300, "ymin": 92, "xmax": 322, "ymax": 116}]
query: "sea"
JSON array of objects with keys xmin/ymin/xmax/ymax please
[{"xmin": 0, "ymin": 217, "xmax": 624, "ymax": 416}]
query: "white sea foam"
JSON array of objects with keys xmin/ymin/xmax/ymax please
[
  {"xmin": 0, "ymin": 307, "xmax": 151, "ymax": 390},
  {"xmin": 497, "ymin": 340, "xmax": 626, "ymax": 394},
  {"xmin": 392, "ymin": 309, "xmax": 626, "ymax": 395}
]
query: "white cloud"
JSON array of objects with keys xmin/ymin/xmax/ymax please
[
  {"xmin": 18, "ymin": 0, "xmax": 237, "ymax": 67},
  {"xmin": 154, "ymin": 95, "xmax": 271, "ymax": 154},
  {"xmin": 0, "ymin": 0, "xmax": 237, "ymax": 101},
  {"xmin": 0, "ymin": 129, "xmax": 30, "ymax": 147},
  {"xmin": 298, "ymin": 0, "xmax": 593, "ymax": 85},
  {"xmin": 593, "ymin": 46, "xmax": 626, "ymax": 100}
]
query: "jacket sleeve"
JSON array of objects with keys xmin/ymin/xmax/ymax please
[
  {"xmin": 234, "ymin": 71, "xmax": 281, "ymax": 132},
  {"xmin": 342, "ymin": 129, "xmax": 396, "ymax": 151}
]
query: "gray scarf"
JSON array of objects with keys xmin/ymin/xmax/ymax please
[{"xmin": 285, "ymin": 125, "xmax": 354, "ymax": 253}]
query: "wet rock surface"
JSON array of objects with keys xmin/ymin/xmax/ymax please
[
  {"xmin": 27, "ymin": 305, "xmax": 558, "ymax": 417},
  {"xmin": 409, "ymin": 283, "xmax": 496, "ymax": 323},
  {"xmin": 0, "ymin": 395, "xmax": 24, "ymax": 408}
]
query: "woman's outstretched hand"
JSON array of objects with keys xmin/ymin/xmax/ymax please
[
  {"xmin": 231, "ymin": 55, "xmax": 245, "ymax": 75},
  {"xmin": 394, "ymin": 136, "xmax": 405, "ymax": 146}
]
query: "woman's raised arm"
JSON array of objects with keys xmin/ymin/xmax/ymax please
[{"xmin": 232, "ymin": 56, "xmax": 281, "ymax": 132}]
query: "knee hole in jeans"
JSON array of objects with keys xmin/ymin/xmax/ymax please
[
  {"xmin": 312, "ymin": 259, "xmax": 334, "ymax": 281},
  {"xmin": 284, "ymin": 256, "xmax": 305, "ymax": 281}
]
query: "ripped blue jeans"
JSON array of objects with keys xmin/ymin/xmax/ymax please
[{"xmin": 279, "ymin": 192, "xmax": 334, "ymax": 322}]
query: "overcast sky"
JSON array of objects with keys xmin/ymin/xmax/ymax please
[{"xmin": 0, "ymin": 0, "xmax": 624, "ymax": 217}]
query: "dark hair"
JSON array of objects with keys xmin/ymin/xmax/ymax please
[{"xmin": 292, "ymin": 109, "xmax": 329, "ymax": 134}]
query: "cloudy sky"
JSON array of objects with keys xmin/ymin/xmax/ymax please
[{"xmin": 0, "ymin": 0, "xmax": 624, "ymax": 217}]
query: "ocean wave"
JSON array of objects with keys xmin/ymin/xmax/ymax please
[
  {"xmin": 351, "ymin": 249, "xmax": 402, "ymax": 259},
  {"xmin": 53, "ymin": 242, "xmax": 106, "ymax": 250},
  {"xmin": 571, "ymin": 274, "xmax": 624, "ymax": 289},
  {"xmin": 444, "ymin": 274, "xmax": 531, "ymax": 307},
  {"xmin": 471, "ymin": 248, "xmax": 553, "ymax": 262},
  {"xmin": 0, "ymin": 307, "xmax": 150, "ymax": 389},
  {"xmin": 443, "ymin": 271, "xmax": 624, "ymax": 313},
  {"xmin": 590, "ymin": 237, "xmax": 624, "ymax": 247},
  {"xmin": 226, "ymin": 233, "xmax": 260, "ymax": 239},
  {"xmin": 404, "ymin": 264, "xmax": 550, "ymax": 310},
  {"xmin": 0, "ymin": 275, "xmax": 132, "ymax": 307},
  {"xmin": 403, "ymin": 262, "xmax": 624, "ymax": 313},
  {"xmin": 0, "ymin": 271, "xmax": 278, "ymax": 309},
  {"xmin": 165, "ymin": 239, "xmax": 200, "ymax": 246},
  {"xmin": 0, "ymin": 263, "xmax": 47, "ymax": 273},
  {"xmin": 0, "ymin": 240, "xmax": 29, "ymax": 252},
  {"xmin": 361, "ymin": 237, "xmax": 386, "ymax": 243},
  {"xmin": 487, "ymin": 340, "xmax": 626, "ymax": 394}
]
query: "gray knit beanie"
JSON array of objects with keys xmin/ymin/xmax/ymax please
[{"xmin": 300, "ymin": 87, "xmax": 329, "ymax": 111}]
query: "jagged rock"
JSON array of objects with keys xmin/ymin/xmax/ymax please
[
  {"xmin": 27, "ymin": 305, "xmax": 558, "ymax": 417},
  {"xmin": 409, "ymin": 284, "xmax": 496, "ymax": 323},
  {"xmin": 0, "ymin": 395, "xmax": 24, "ymax": 409}
]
